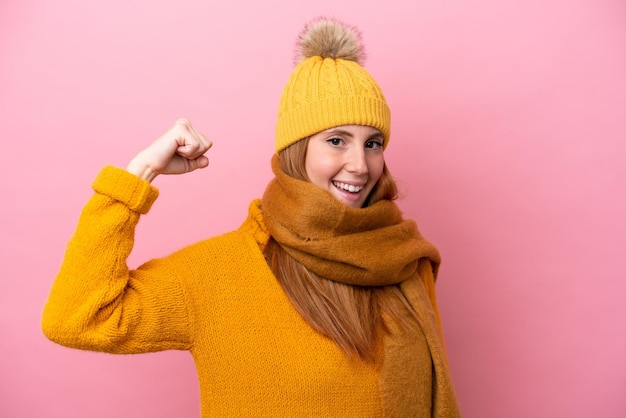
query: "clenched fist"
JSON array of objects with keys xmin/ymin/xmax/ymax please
[{"xmin": 126, "ymin": 119, "xmax": 212, "ymax": 182}]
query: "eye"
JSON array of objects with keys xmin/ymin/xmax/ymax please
[
  {"xmin": 365, "ymin": 139, "xmax": 384, "ymax": 149},
  {"xmin": 327, "ymin": 137, "xmax": 343, "ymax": 146}
]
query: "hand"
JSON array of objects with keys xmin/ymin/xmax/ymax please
[{"xmin": 126, "ymin": 119, "xmax": 212, "ymax": 182}]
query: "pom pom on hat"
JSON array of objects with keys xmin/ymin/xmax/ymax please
[
  {"xmin": 275, "ymin": 17, "xmax": 391, "ymax": 153},
  {"xmin": 294, "ymin": 17, "xmax": 365, "ymax": 64}
]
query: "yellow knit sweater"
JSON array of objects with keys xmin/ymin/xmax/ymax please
[{"xmin": 42, "ymin": 166, "xmax": 458, "ymax": 417}]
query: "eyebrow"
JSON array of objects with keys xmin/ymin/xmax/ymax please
[{"xmin": 325, "ymin": 128, "xmax": 383, "ymax": 139}]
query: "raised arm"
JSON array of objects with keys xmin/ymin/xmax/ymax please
[{"xmin": 42, "ymin": 119, "xmax": 211, "ymax": 354}]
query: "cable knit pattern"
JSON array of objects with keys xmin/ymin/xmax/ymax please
[
  {"xmin": 42, "ymin": 165, "xmax": 461, "ymax": 417},
  {"xmin": 275, "ymin": 55, "xmax": 391, "ymax": 153}
]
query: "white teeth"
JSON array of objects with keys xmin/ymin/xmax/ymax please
[{"xmin": 333, "ymin": 181, "xmax": 363, "ymax": 193}]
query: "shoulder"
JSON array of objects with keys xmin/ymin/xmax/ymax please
[
  {"xmin": 168, "ymin": 229, "xmax": 253, "ymax": 263},
  {"xmin": 147, "ymin": 200, "xmax": 269, "ymax": 289}
]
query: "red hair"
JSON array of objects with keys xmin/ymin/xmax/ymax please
[{"xmin": 264, "ymin": 138, "xmax": 417, "ymax": 362}]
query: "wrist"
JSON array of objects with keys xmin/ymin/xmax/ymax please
[{"xmin": 126, "ymin": 158, "xmax": 158, "ymax": 182}]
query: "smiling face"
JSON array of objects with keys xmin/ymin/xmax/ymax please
[{"xmin": 305, "ymin": 125, "xmax": 385, "ymax": 208}]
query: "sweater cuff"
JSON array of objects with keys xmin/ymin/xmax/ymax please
[{"xmin": 92, "ymin": 165, "xmax": 159, "ymax": 214}]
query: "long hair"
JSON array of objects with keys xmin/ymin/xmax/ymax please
[{"xmin": 264, "ymin": 138, "xmax": 417, "ymax": 362}]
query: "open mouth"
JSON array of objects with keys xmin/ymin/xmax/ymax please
[{"xmin": 333, "ymin": 181, "xmax": 364, "ymax": 193}]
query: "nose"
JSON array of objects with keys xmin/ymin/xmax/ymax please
[{"xmin": 345, "ymin": 147, "xmax": 368, "ymax": 175}]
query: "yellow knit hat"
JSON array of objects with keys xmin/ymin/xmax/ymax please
[{"xmin": 275, "ymin": 18, "xmax": 391, "ymax": 153}]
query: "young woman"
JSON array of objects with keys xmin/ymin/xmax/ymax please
[{"xmin": 42, "ymin": 17, "xmax": 461, "ymax": 417}]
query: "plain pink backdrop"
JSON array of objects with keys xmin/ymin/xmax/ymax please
[{"xmin": 1, "ymin": 0, "xmax": 625, "ymax": 417}]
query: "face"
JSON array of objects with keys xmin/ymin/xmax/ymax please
[{"xmin": 305, "ymin": 125, "xmax": 385, "ymax": 208}]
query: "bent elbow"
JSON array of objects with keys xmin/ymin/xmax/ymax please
[{"xmin": 41, "ymin": 303, "xmax": 79, "ymax": 348}]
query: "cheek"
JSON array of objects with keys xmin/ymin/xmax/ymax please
[
  {"xmin": 369, "ymin": 156, "xmax": 385, "ymax": 182},
  {"xmin": 305, "ymin": 156, "xmax": 334, "ymax": 186}
]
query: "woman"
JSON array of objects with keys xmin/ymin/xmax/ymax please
[{"xmin": 42, "ymin": 17, "xmax": 461, "ymax": 417}]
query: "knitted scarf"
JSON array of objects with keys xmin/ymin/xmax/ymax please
[
  {"xmin": 261, "ymin": 155, "xmax": 441, "ymax": 286},
  {"xmin": 260, "ymin": 155, "xmax": 461, "ymax": 417}
]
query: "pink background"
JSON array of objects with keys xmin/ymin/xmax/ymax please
[{"xmin": 1, "ymin": 0, "xmax": 625, "ymax": 417}]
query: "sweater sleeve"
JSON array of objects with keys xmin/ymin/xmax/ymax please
[{"xmin": 42, "ymin": 166, "xmax": 193, "ymax": 354}]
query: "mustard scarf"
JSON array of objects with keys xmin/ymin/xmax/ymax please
[
  {"xmin": 261, "ymin": 155, "xmax": 441, "ymax": 286},
  {"xmin": 260, "ymin": 155, "xmax": 461, "ymax": 417}
]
